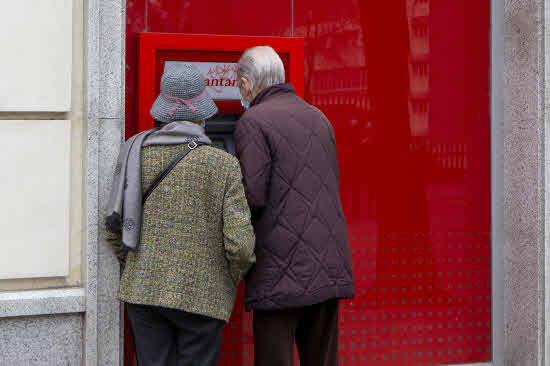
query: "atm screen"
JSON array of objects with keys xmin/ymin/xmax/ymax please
[
  {"xmin": 205, "ymin": 113, "xmax": 239, "ymax": 156},
  {"xmin": 153, "ymin": 113, "xmax": 239, "ymax": 156}
]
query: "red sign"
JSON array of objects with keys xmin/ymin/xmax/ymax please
[{"xmin": 164, "ymin": 61, "xmax": 240, "ymax": 100}]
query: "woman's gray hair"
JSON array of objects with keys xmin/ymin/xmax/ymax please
[{"xmin": 237, "ymin": 46, "xmax": 285, "ymax": 95}]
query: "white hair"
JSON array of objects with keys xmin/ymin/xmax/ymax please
[{"xmin": 237, "ymin": 46, "xmax": 285, "ymax": 95}]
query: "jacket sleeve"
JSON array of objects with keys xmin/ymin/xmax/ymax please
[
  {"xmin": 234, "ymin": 115, "xmax": 271, "ymax": 217},
  {"xmin": 222, "ymin": 158, "xmax": 257, "ymax": 286}
]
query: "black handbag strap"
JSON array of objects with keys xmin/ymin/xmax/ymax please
[{"xmin": 142, "ymin": 141, "xmax": 205, "ymax": 204}]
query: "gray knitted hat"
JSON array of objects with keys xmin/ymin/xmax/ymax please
[{"xmin": 150, "ymin": 63, "xmax": 218, "ymax": 123}]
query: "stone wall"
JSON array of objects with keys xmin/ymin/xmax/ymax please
[{"xmin": 503, "ymin": 0, "xmax": 547, "ymax": 365}]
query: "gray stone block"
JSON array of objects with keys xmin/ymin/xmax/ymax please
[
  {"xmin": 85, "ymin": 1, "xmax": 126, "ymax": 365},
  {"xmin": 98, "ymin": 118, "xmax": 124, "ymax": 366},
  {"xmin": 85, "ymin": 112, "xmax": 99, "ymax": 366},
  {"xmin": 503, "ymin": 0, "xmax": 544, "ymax": 365},
  {"xmin": 0, "ymin": 314, "xmax": 83, "ymax": 365},
  {"xmin": 86, "ymin": 0, "xmax": 101, "ymax": 123},
  {"xmin": 0, "ymin": 289, "xmax": 85, "ymax": 318},
  {"xmin": 99, "ymin": 0, "xmax": 125, "ymax": 119},
  {"xmin": 99, "ymin": 118, "xmax": 124, "ymax": 213}
]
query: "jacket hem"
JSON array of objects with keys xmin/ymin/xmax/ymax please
[
  {"xmin": 118, "ymin": 294, "xmax": 232, "ymax": 323},
  {"xmin": 244, "ymin": 282, "xmax": 355, "ymax": 312}
]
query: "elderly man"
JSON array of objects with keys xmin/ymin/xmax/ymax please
[{"xmin": 234, "ymin": 46, "xmax": 355, "ymax": 366}]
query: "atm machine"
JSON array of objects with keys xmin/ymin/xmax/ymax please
[
  {"xmin": 127, "ymin": 33, "xmax": 304, "ymax": 366},
  {"xmin": 138, "ymin": 33, "xmax": 304, "ymax": 152}
]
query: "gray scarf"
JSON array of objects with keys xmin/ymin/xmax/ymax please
[{"xmin": 106, "ymin": 121, "xmax": 211, "ymax": 250}]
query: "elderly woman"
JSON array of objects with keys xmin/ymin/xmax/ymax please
[
  {"xmin": 105, "ymin": 63, "xmax": 256, "ymax": 366},
  {"xmin": 235, "ymin": 46, "xmax": 355, "ymax": 366}
]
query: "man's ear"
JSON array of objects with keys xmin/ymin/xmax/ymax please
[{"xmin": 241, "ymin": 77, "xmax": 252, "ymax": 97}]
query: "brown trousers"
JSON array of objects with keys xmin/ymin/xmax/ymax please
[{"xmin": 253, "ymin": 299, "xmax": 339, "ymax": 366}]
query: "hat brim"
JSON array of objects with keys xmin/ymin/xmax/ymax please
[{"xmin": 150, "ymin": 92, "xmax": 218, "ymax": 123}]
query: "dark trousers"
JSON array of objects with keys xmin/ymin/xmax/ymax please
[
  {"xmin": 126, "ymin": 303, "xmax": 224, "ymax": 366},
  {"xmin": 253, "ymin": 299, "xmax": 339, "ymax": 366}
]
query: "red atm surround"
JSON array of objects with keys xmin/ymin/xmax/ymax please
[{"xmin": 137, "ymin": 32, "xmax": 305, "ymax": 131}]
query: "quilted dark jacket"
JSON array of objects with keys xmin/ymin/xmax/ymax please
[{"xmin": 234, "ymin": 83, "xmax": 355, "ymax": 311}]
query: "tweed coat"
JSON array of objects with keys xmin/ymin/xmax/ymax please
[{"xmin": 105, "ymin": 142, "xmax": 256, "ymax": 322}]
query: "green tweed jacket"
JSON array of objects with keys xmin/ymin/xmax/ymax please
[{"xmin": 105, "ymin": 144, "xmax": 256, "ymax": 322}]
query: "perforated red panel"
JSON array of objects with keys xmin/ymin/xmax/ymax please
[
  {"xmin": 295, "ymin": 0, "xmax": 492, "ymax": 364},
  {"xmin": 338, "ymin": 233, "xmax": 491, "ymax": 364},
  {"xmin": 125, "ymin": 0, "xmax": 491, "ymax": 365}
]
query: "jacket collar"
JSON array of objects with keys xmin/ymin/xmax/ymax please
[{"xmin": 250, "ymin": 83, "xmax": 296, "ymax": 107}]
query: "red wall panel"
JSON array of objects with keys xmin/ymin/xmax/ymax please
[
  {"xmin": 294, "ymin": 0, "xmax": 491, "ymax": 364},
  {"xmin": 147, "ymin": 0, "xmax": 291, "ymax": 36},
  {"xmin": 125, "ymin": 0, "xmax": 146, "ymax": 139},
  {"xmin": 125, "ymin": 0, "xmax": 491, "ymax": 365}
]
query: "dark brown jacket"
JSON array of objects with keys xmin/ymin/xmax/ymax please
[{"xmin": 234, "ymin": 83, "xmax": 354, "ymax": 311}]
